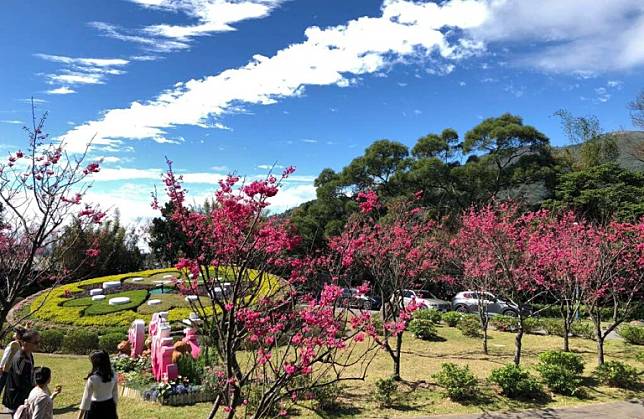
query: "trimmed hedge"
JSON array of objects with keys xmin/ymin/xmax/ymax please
[
  {"xmin": 99, "ymin": 333, "xmax": 127, "ymax": 353},
  {"xmin": 442, "ymin": 311, "xmax": 462, "ymax": 327},
  {"xmin": 489, "ymin": 364, "xmax": 543, "ymax": 398},
  {"xmin": 457, "ymin": 315, "xmax": 482, "ymax": 338},
  {"xmin": 408, "ymin": 318, "xmax": 438, "ymax": 340},
  {"xmin": 62, "ymin": 329, "xmax": 99, "ymax": 354},
  {"xmin": 39, "ymin": 329, "xmax": 65, "ymax": 353},
  {"xmin": 413, "ymin": 308, "xmax": 442, "ymax": 324},
  {"xmin": 594, "ymin": 361, "xmax": 641, "ymax": 389},
  {"xmin": 536, "ymin": 350, "xmax": 585, "ymax": 396}
]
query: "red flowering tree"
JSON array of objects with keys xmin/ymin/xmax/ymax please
[
  {"xmin": 455, "ymin": 203, "xmax": 544, "ymax": 366},
  {"xmin": 157, "ymin": 163, "xmax": 378, "ymax": 418},
  {"xmin": 0, "ymin": 109, "xmax": 103, "ymax": 338},
  {"xmin": 578, "ymin": 221, "xmax": 643, "ymax": 365},
  {"xmin": 527, "ymin": 211, "xmax": 596, "ymax": 352},
  {"xmin": 447, "ymin": 226, "xmax": 500, "ymax": 355},
  {"xmin": 328, "ymin": 191, "xmax": 440, "ymax": 380}
]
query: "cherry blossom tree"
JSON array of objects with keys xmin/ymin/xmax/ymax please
[
  {"xmin": 578, "ymin": 220, "xmax": 643, "ymax": 365},
  {"xmin": 527, "ymin": 211, "xmax": 595, "ymax": 352},
  {"xmin": 328, "ymin": 191, "xmax": 440, "ymax": 380},
  {"xmin": 0, "ymin": 108, "xmax": 102, "ymax": 338},
  {"xmin": 455, "ymin": 203, "xmax": 543, "ymax": 366},
  {"xmin": 156, "ymin": 163, "xmax": 378, "ymax": 418}
]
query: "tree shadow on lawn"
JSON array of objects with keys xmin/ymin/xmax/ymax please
[{"xmin": 54, "ymin": 404, "xmax": 79, "ymax": 415}]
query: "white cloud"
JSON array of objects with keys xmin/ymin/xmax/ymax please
[
  {"xmin": 97, "ymin": 156, "xmax": 122, "ymax": 164},
  {"xmin": 301, "ymin": 139, "xmax": 318, "ymax": 144},
  {"xmin": 91, "ymin": 1, "xmax": 284, "ymax": 54},
  {"xmin": 470, "ymin": 0, "xmax": 644, "ymax": 72},
  {"xmin": 63, "ymin": 0, "xmax": 487, "ymax": 151},
  {"xmin": 257, "ymin": 164, "xmax": 285, "ymax": 170},
  {"xmin": 92, "ymin": 167, "xmax": 227, "ymax": 184},
  {"xmin": 266, "ymin": 183, "xmax": 316, "ymax": 213},
  {"xmin": 0, "ymin": 120, "xmax": 23, "ymax": 125},
  {"xmin": 46, "ymin": 86, "xmax": 77, "ymax": 95},
  {"xmin": 36, "ymin": 53, "xmax": 130, "ymax": 93}
]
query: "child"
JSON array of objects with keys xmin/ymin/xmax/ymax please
[
  {"xmin": 15, "ymin": 366, "xmax": 61, "ymax": 419},
  {"xmin": 0, "ymin": 326, "xmax": 27, "ymax": 397},
  {"xmin": 78, "ymin": 350, "xmax": 118, "ymax": 419}
]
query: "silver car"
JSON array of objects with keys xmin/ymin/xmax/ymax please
[
  {"xmin": 451, "ymin": 291, "xmax": 520, "ymax": 316},
  {"xmin": 394, "ymin": 290, "xmax": 451, "ymax": 312}
]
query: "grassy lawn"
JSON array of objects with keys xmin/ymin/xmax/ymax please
[{"xmin": 10, "ymin": 324, "xmax": 642, "ymax": 418}]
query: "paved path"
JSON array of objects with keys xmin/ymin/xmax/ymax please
[{"xmin": 413, "ymin": 400, "xmax": 644, "ymax": 419}]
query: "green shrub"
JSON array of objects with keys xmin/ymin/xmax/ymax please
[
  {"xmin": 489, "ymin": 364, "xmax": 543, "ymax": 398},
  {"xmin": 536, "ymin": 350, "xmax": 584, "ymax": 396},
  {"xmin": 619, "ymin": 324, "xmax": 644, "ymax": 345},
  {"xmin": 371, "ymin": 317, "xmax": 384, "ymax": 336},
  {"xmin": 432, "ymin": 363, "xmax": 478, "ymax": 401},
  {"xmin": 62, "ymin": 329, "xmax": 99, "ymax": 354},
  {"xmin": 39, "ymin": 329, "xmax": 64, "ymax": 353},
  {"xmin": 176, "ymin": 355, "xmax": 204, "ymax": 384},
  {"xmin": 98, "ymin": 333, "xmax": 126, "ymax": 353},
  {"xmin": 414, "ymin": 308, "xmax": 442, "ymax": 324},
  {"xmin": 594, "ymin": 361, "xmax": 641, "ymax": 389},
  {"xmin": 442, "ymin": 311, "xmax": 462, "ymax": 327},
  {"xmin": 99, "ymin": 326, "xmax": 129, "ymax": 336},
  {"xmin": 310, "ymin": 381, "xmax": 344, "ymax": 411},
  {"xmin": 523, "ymin": 317, "xmax": 543, "ymax": 334},
  {"xmin": 408, "ymin": 319, "xmax": 438, "ymax": 340},
  {"xmin": 374, "ymin": 377, "xmax": 398, "ymax": 407},
  {"xmin": 457, "ymin": 315, "xmax": 482, "ymax": 338},
  {"xmin": 637, "ymin": 351, "xmax": 644, "ymax": 362},
  {"xmin": 542, "ymin": 319, "xmax": 565, "ymax": 337},
  {"xmin": 571, "ymin": 322, "xmax": 594, "ymax": 339},
  {"xmin": 490, "ymin": 315, "xmax": 518, "ymax": 332}
]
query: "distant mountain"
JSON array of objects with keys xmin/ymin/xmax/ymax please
[{"xmin": 558, "ymin": 130, "xmax": 644, "ymax": 171}]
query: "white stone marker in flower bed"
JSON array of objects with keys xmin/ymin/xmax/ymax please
[
  {"xmin": 147, "ymin": 299, "xmax": 161, "ymax": 306},
  {"xmin": 163, "ymin": 274, "xmax": 175, "ymax": 279},
  {"xmin": 103, "ymin": 281, "xmax": 121, "ymax": 290},
  {"xmin": 108, "ymin": 297, "xmax": 131, "ymax": 305},
  {"xmin": 184, "ymin": 295, "xmax": 198, "ymax": 303},
  {"xmin": 92, "ymin": 295, "xmax": 106, "ymax": 301},
  {"xmin": 131, "ymin": 277, "xmax": 144, "ymax": 282},
  {"xmin": 89, "ymin": 288, "xmax": 103, "ymax": 296}
]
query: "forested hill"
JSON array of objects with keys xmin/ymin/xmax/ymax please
[
  {"xmin": 562, "ymin": 130, "xmax": 644, "ymax": 172},
  {"xmin": 284, "ymin": 114, "xmax": 643, "ymax": 253}
]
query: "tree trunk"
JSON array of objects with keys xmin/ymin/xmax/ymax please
[
  {"xmin": 482, "ymin": 322, "xmax": 489, "ymax": 355},
  {"xmin": 513, "ymin": 318, "xmax": 524, "ymax": 366},
  {"xmin": 207, "ymin": 394, "xmax": 222, "ymax": 419},
  {"xmin": 596, "ymin": 334, "xmax": 605, "ymax": 366},
  {"xmin": 392, "ymin": 333, "xmax": 403, "ymax": 380},
  {"xmin": 479, "ymin": 308, "xmax": 488, "ymax": 355},
  {"xmin": 563, "ymin": 321, "xmax": 570, "ymax": 352}
]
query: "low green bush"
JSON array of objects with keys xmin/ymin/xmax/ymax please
[
  {"xmin": 536, "ymin": 350, "xmax": 584, "ymax": 396},
  {"xmin": 490, "ymin": 315, "xmax": 517, "ymax": 332},
  {"xmin": 374, "ymin": 377, "xmax": 398, "ymax": 407},
  {"xmin": 408, "ymin": 319, "xmax": 438, "ymax": 340},
  {"xmin": 619, "ymin": 324, "xmax": 644, "ymax": 345},
  {"xmin": 99, "ymin": 333, "xmax": 126, "ymax": 353},
  {"xmin": 457, "ymin": 315, "xmax": 482, "ymax": 338},
  {"xmin": 594, "ymin": 361, "xmax": 641, "ymax": 389},
  {"xmin": 442, "ymin": 311, "xmax": 462, "ymax": 327},
  {"xmin": 523, "ymin": 317, "xmax": 543, "ymax": 334},
  {"xmin": 571, "ymin": 322, "xmax": 594, "ymax": 339},
  {"xmin": 310, "ymin": 381, "xmax": 344, "ymax": 411},
  {"xmin": 414, "ymin": 308, "xmax": 442, "ymax": 324},
  {"xmin": 489, "ymin": 364, "xmax": 543, "ymax": 398},
  {"xmin": 176, "ymin": 355, "xmax": 204, "ymax": 384},
  {"xmin": 432, "ymin": 363, "xmax": 478, "ymax": 401},
  {"xmin": 39, "ymin": 329, "xmax": 65, "ymax": 353},
  {"xmin": 541, "ymin": 319, "xmax": 565, "ymax": 337},
  {"xmin": 62, "ymin": 329, "xmax": 99, "ymax": 354}
]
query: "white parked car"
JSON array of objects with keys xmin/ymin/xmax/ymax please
[{"xmin": 393, "ymin": 289, "xmax": 451, "ymax": 312}]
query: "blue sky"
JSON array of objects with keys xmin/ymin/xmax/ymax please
[{"xmin": 1, "ymin": 0, "xmax": 643, "ymax": 223}]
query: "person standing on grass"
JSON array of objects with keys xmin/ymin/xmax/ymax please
[
  {"xmin": 0, "ymin": 326, "xmax": 27, "ymax": 399},
  {"xmin": 14, "ymin": 366, "xmax": 61, "ymax": 419},
  {"xmin": 2, "ymin": 330, "xmax": 40, "ymax": 413},
  {"xmin": 78, "ymin": 350, "xmax": 118, "ymax": 419}
]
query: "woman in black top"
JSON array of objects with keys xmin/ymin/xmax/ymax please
[{"xmin": 2, "ymin": 330, "xmax": 39, "ymax": 412}]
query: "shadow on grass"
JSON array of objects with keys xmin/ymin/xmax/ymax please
[{"xmin": 53, "ymin": 404, "xmax": 79, "ymax": 415}]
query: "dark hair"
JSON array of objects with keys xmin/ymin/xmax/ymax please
[
  {"xmin": 86, "ymin": 350, "xmax": 113, "ymax": 383},
  {"xmin": 21, "ymin": 330, "xmax": 40, "ymax": 344},
  {"xmin": 14, "ymin": 326, "xmax": 27, "ymax": 341},
  {"xmin": 34, "ymin": 367, "xmax": 51, "ymax": 385}
]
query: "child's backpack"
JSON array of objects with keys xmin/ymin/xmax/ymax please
[{"xmin": 13, "ymin": 402, "xmax": 32, "ymax": 419}]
